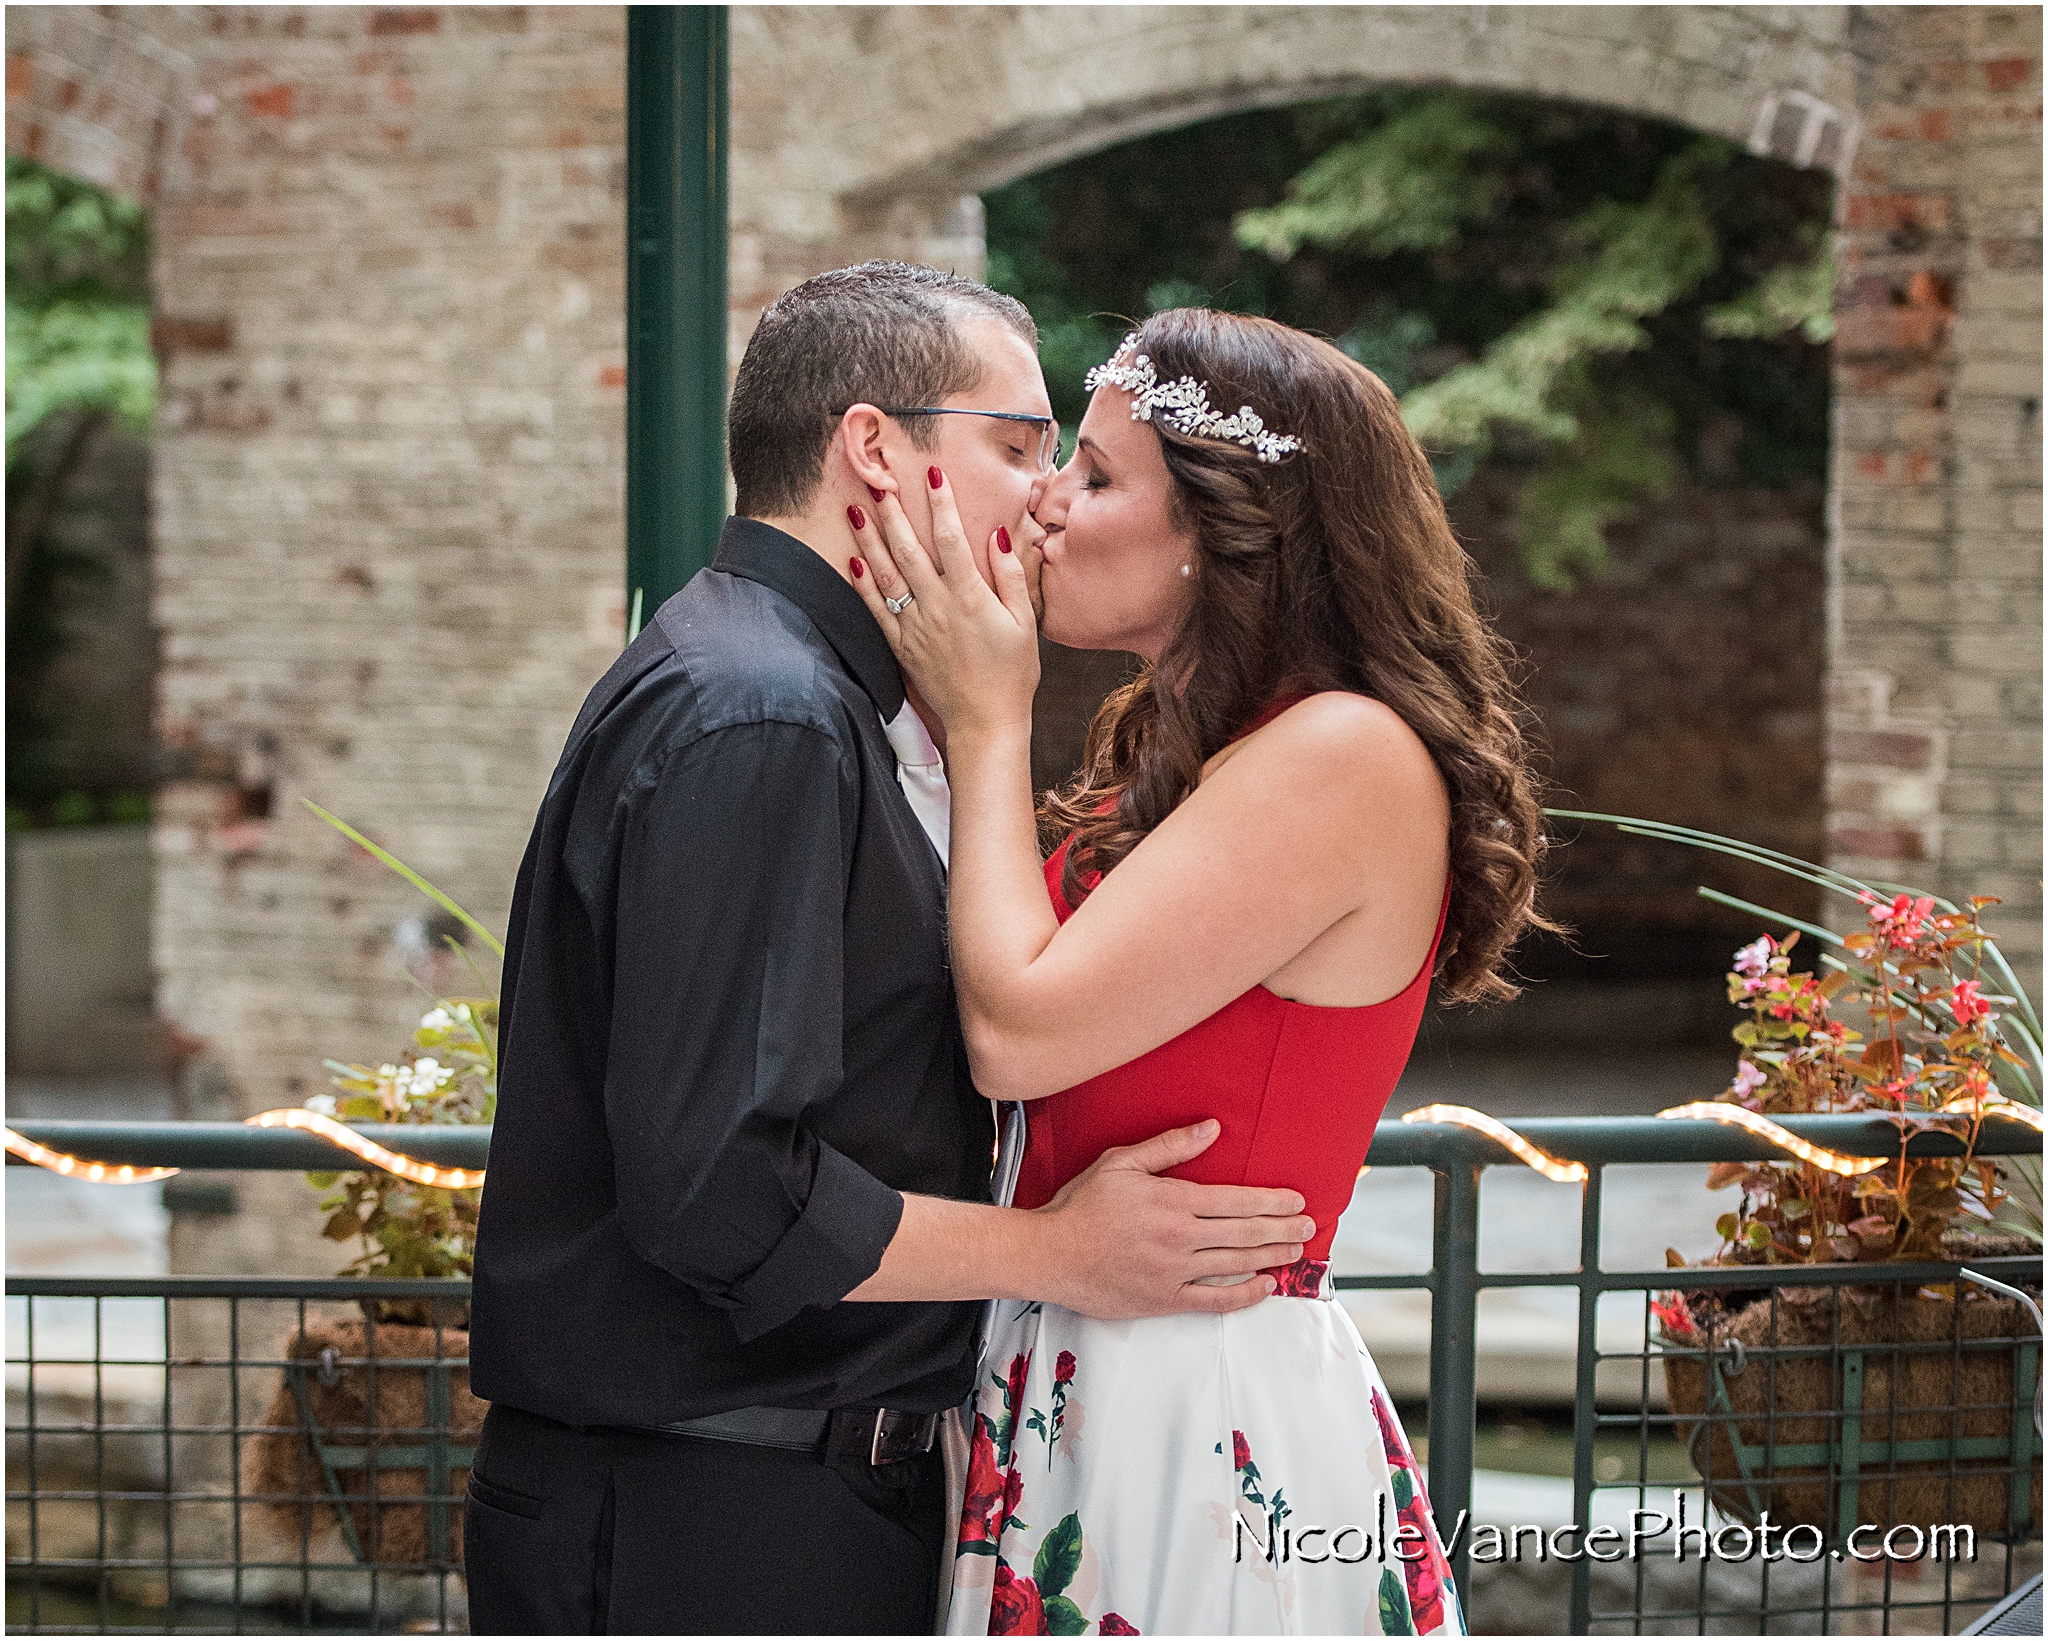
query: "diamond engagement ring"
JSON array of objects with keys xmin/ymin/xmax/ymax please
[{"xmin": 885, "ymin": 590, "xmax": 915, "ymax": 615}]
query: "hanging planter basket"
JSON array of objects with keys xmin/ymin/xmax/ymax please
[
  {"xmin": 1661, "ymin": 1282, "xmax": 2042, "ymax": 1539},
  {"xmin": 244, "ymin": 1319, "xmax": 485, "ymax": 1568}
]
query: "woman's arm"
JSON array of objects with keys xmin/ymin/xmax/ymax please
[
  {"xmin": 847, "ymin": 482, "xmax": 1448, "ymax": 1102},
  {"xmin": 945, "ymin": 693, "xmax": 1448, "ymax": 1099}
]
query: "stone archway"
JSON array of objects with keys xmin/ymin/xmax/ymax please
[
  {"xmin": 732, "ymin": 4, "xmax": 2039, "ymax": 994},
  {"xmin": 733, "ymin": 5, "xmax": 1863, "ymax": 299},
  {"xmin": 4, "ymin": 6, "xmax": 199, "ymax": 203}
]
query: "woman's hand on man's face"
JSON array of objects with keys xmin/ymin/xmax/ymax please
[{"xmin": 845, "ymin": 466, "xmax": 1040, "ymax": 737}]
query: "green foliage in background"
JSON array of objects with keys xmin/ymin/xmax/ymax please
[
  {"xmin": 985, "ymin": 90, "xmax": 1834, "ymax": 589},
  {"xmin": 6, "ymin": 155, "xmax": 154, "ymax": 459},
  {"xmin": 6, "ymin": 157, "xmax": 156, "ymax": 826}
]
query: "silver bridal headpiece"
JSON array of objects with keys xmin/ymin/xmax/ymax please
[{"xmin": 1083, "ymin": 331, "xmax": 1303, "ymax": 464}]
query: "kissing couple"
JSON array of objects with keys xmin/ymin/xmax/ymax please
[{"xmin": 462, "ymin": 262, "xmax": 1547, "ymax": 1635}]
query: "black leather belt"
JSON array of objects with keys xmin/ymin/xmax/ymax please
[{"xmin": 649, "ymin": 1404, "xmax": 938, "ymax": 1466}]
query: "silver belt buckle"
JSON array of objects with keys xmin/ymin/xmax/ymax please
[{"xmin": 869, "ymin": 1407, "xmax": 937, "ymax": 1466}]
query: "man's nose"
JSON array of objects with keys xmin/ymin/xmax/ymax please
[{"xmin": 1031, "ymin": 469, "xmax": 1069, "ymax": 529}]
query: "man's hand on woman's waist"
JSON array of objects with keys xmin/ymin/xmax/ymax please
[{"xmin": 844, "ymin": 1118, "xmax": 1311, "ymax": 1317}]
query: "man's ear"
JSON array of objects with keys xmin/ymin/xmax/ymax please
[{"xmin": 837, "ymin": 406, "xmax": 901, "ymax": 496}]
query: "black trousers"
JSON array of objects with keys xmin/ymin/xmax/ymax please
[{"xmin": 463, "ymin": 1402, "xmax": 949, "ymax": 1635}]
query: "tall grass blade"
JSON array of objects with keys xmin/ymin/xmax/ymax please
[{"xmin": 303, "ymin": 800, "xmax": 505, "ymax": 959}]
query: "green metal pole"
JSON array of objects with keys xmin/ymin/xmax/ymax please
[
  {"xmin": 1568, "ymin": 1167, "xmax": 1604, "ymax": 1634},
  {"xmin": 626, "ymin": 5, "xmax": 728, "ymax": 622},
  {"xmin": 1427, "ymin": 1158, "xmax": 1481, "ymax": 1603}
]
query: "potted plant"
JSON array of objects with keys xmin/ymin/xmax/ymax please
[
  {"xmin": 308, "ymin": 994, "xmax": 496, "ymax": 1326},
  {"xmin": 1561, "ymin": 813, "xmax": 2046, "ymax": 1541},
  {"xmin": 245, "ymin": 814, "xmax": 499, "ymax": 1568}
]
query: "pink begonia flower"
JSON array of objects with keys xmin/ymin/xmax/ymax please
[
  {"xmin": 1861, "ymin": 891, "xmax": 1936, "ymax": 948},
  {"xmin": 1732, "ymin": 1061, "xmax": 1768, "ymax": 1099},
  {"xmin": 1950, "ymin": 980, "xmax": 1993, "ymax": 1024},
  {"xmin": 1732, "ymin": 936, "xmax": 1775, "ymax": 978}
]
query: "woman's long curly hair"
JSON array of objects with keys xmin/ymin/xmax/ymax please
[{"xmin": 1039, "ymin": 309, "xmax": 1554, "ymax": 1004}]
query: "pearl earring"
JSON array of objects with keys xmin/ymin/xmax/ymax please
[{"xmin": 1179, "ymin": 564, "xmax": 1191, "ymax": 577}]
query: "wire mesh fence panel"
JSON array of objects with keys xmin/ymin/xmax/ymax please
[
  {"xmin": 1563, "ymin": 1163, "xmax": 2041, "ymax": 1637},
  {"xmin": 8, "ymin": 1281, "xmax": 472, "ymax": 1636}
]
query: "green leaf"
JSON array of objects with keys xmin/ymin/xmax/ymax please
[
  {"xmin": 304, "ymin": 1171, "xmax": 340, "ymax": 1190},
  {"xmin": 1511, "ymin": 396, "xmax": 1675, "ymax": 588},
  {"xmin": 1392, "ymin": 1466, "xmax": 1415, "ymax": 1509},
  {"xmin": 1234, "ymin": 95, "xmax": 1516, "ymax": 260},
  {"xmin": 6, "ymin": 296, "xmax": 155, "ymax": 456},
  {"xmin": 1705, "ymin": 246, "xmax": 1837, "ymax": 344},
  {"xmin": 1983, "ymin": 1217, "xmax": 2045, "ymax": 1243},
  {"xmin": 1033, "ymin": 1512, "xmax": 1083, "ymax": 1600},
  {"xmin": 302, "ymin": 801, "xmax": 505, "ymax": 958},
  {"xmin": 1379, "ymin": 1566, "xmax": 1417, "ymax": 1635},
  {"xmin": 1042, "ymin": 1594, "xmax": 1088, "ymax": 1636}
]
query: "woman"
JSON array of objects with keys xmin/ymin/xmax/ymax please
[{"xmin": 846, "ymin": 310, "xmax": 1549, "ymax": 1636}]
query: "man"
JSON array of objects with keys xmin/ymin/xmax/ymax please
[{"xmin": 465, "ymin": 263, "xmax": 1313, "ymax": 1635}]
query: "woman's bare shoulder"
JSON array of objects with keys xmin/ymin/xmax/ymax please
[
  {"xmin": 1193, "ymin": 691, "xmax": 1445, "ymax": 852},
  {"xmin": 1248, "ymin": 691, "xmax": 1437, "ymax": 782}
]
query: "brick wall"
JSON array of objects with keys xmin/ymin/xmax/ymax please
[
  {"xmin": 129, "ymin": 6, "xmax": 628, "ymax": 1272},
  {"xmin": 1830, "ymin": 5, "xmax": 2042, "ymax": 996}
]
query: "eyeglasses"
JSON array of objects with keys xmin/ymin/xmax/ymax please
[{"xmin": 875, "ymin": 408, "xmax": 1061, "ymax": 475}]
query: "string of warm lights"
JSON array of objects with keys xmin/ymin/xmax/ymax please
[
  {"xmin": 1653, "ymin": 1103, "xmax": 1887, "ymax": 1176},
  {"xmin": 1938, "ymin": 1094, "xmax": 2048, "ymax": 1133},
  {"xmin": 244, "ymin": 1110, "xmax": 487, "ymax": 1188},
  {"xmin": 1399, "ymin": 1104, "xmax": 1589, "ymax": 1183},
  {"xmin": 4, "ymin": 1129, "xmax": 179, "ymax": 1184},
  {"xmin": 1983, "ymin": 1097, "xmax": 2047, "ymax": 1132}
]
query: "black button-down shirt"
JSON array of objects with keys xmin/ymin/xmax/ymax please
[{"xmin": 471, "ymin": 518, "xmax": 992, "ymax": 1428}]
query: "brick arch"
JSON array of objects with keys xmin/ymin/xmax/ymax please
[
  {"xmin": 731, "ymin": 4, "xmax": 1862, "ymax": 296},
  {"xmin": 4, "ymin": 7, "xmax": 201, "ymax": 202},
  {"xmin": 853, "ymin": 8, "xmax": 1858, "ymax": 207}
]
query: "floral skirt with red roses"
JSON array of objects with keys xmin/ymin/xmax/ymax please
[{"xmin": 943, "ymin": 1264, "xmax": 1464, "ymax": 1637}]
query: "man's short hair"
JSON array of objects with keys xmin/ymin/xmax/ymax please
[{"xmin": 728, "ymin": 261, "xmax": 1038, "ymax": 518}]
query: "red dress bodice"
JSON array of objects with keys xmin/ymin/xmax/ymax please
[{"xmin": 1012, "ymin": 706, "xmax": 1448, "ymax": 1265}]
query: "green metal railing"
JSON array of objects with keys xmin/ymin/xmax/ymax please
[{"xmin": 8, "ymin": 1114, "xmax": 2041, "ymax": 1634}]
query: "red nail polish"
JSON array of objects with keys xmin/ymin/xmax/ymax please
[
  {"xmin": 867, "ymin": 485, "xmax": 884, "ymax": 503},
  {"xmin": 850, "ymin": 558, "xmax": 865, "ymax": 579},
  {"xmin": 997, "ymin": 526, "xmax": 1012, "ymax": 554},
  {"xmin": 847, "ymin": 504, "xmax": 866, "ymax": 531},
  {"xmin": 928, "ymin": 465, "xmax": 943, "ymax": 490}
]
